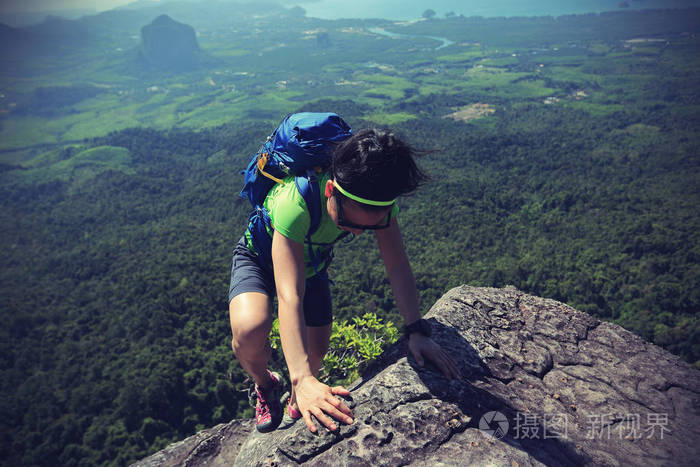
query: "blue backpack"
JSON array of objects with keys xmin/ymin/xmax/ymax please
[{"xmin": 240, "ymin": 112, "xmax": 353, "ymax": 273}]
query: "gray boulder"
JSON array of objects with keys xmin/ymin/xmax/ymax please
[{"xmin": 133, "ymin": 285, "xmax": 700, "ymax": 466}]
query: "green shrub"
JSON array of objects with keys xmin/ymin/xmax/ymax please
[{"xmin": 269, "ymin": 312, "xmax": 399, "ymax": 386}]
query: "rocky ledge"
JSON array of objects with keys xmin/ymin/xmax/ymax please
[{"xmin": 134, "ymin": 285, "xmax": 700, "ymax": 466}]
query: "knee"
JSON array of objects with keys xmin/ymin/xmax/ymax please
[{"xmin": 230, "ymin": 313, "xmax": 271, "ymax": 355}]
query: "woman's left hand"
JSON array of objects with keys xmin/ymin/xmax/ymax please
[{"xmin": 408, "ymin": 334, "xmax": 462, "ymax": 380}]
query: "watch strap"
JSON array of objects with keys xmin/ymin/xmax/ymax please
[{"xmin": 404, "ymin": 318, "xmax": 431, "ymax": 337}]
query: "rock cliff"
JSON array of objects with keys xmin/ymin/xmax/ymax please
[
  {"xmin": 139, "ymin": 15, "xmax": 201, "ymax": 71},
  {"xmin": 133, "ymin": 286, "xmax": 700, "ymax": 466}
]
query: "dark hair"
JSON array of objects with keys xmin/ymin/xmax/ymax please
[{"xmin": 330, "ymin": 128, "xmax": 428, "ymax": 210}]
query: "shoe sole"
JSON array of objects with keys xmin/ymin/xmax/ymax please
[{"xmin": 256, "ymin": 415, "xmax": 283, "ymax": 433}]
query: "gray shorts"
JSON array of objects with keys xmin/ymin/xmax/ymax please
[{"xmin": 228, "ymin": 237, "xmax": 333, "ymax": 327}]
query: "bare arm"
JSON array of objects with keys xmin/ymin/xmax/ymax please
[
  {"xmin": 271, "ymin": 229, "xmax": 312, "ymax": 384},
  {"xmin": 375, "ymin": 218, "xmax": 461, "ymax": 380},
  {"xmin": 374, "ymin": 217, "xmax": 421, "ymax": 325},
  {"xmin": 271, "ymin": 230, "xmax": 354, "ymax": 432}
]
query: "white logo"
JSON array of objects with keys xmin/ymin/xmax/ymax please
[{"xmin": 479, "ymin": 411, "xmax": 509, "ymax": 439}]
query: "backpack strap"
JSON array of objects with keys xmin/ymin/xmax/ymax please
[
  {"xmin": 248, "ymin": 207, "xmax": 274, "ymax": 270},
  {"xmin": 295, "ymin": 172, "xmax": 324, "ymax": 275},
  {"xmin": 247, "ymin": 173, "xmax": 327, "ymax": 276}
]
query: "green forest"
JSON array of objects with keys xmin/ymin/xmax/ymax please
[{"xmin": 0, "ymin": 3, "xmax": 698, "ymax": 466}]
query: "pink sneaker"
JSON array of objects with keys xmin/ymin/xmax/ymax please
[
  {"xmin": 287, "ymin": 399, "xmax": 301, "ymax": 420},
  {"xmin": 250, "ymin": 370, "xmax": 283, "ymax": 433}
]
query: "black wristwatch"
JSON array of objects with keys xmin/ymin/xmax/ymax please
[{"xmin": 404, "ymin": 318, "xmax": 431, "ymax": 338}]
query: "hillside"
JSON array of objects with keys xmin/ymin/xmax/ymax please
[{"xmin": 0, "ymin": 5, "xmax": 698, "ymax": 466}]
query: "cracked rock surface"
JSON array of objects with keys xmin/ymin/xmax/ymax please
[{"xmin": 133, "ymin": 286, "xmax": 700, "ymax": 466}]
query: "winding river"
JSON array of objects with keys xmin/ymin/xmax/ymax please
[{"xmin": 367, "ymin": 27, "xmax": 455, "ymax": 50}]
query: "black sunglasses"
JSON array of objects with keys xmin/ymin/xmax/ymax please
[{"xmin": 336, "ymin": 195, "xmax": 392, "ymax": 230}]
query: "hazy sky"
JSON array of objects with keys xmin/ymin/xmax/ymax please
[
  {"xmin": 0, "ymin": 0, "xmax": 146, "ymax": 13},
  {"xmin": 3, "ymin": 0, "xmax": 699, "ymax": 16}
]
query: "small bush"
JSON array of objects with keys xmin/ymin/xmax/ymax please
[{"xmin": 269, "ymin": 312, "xmax": 399, "ymax": 386}]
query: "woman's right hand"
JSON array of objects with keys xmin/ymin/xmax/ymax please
[{"xmin": 294, "ymin": 375, "xmax": 354, "ymax": 433}]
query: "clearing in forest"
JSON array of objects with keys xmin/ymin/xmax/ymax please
[{"xmin": 443, "ymin": 103, "xmax": 495, "ymax": 122}]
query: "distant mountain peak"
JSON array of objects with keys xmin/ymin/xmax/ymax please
[
  {"xmin": 138, "ymin": 14, "xmax": 201, "ymax": 72},
  {"xmin": 23, "ymin": 13, "xmax": 91, "ymax": 43},
  {"xmin": 42, "ymin": 15, "xmax": 65, "ymax": 23},
  {"xmin": 151, "ymin": 14, "xmax": 178, "ymax": 26}
]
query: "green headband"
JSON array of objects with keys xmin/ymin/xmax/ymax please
[{"xmin": 333, "ymin": 180, "xmax": 396, "ymax": 206}]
